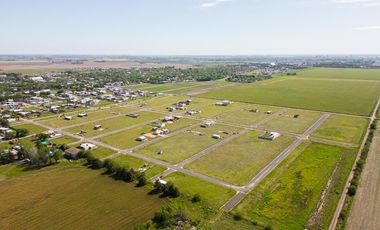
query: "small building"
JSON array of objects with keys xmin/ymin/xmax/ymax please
[
  {"xmin": 265, "ymin": 111, "xmax": 272, "ymax": 114},
  {"xmin": 126, "ymin": 113, "xmax": 139, "ymax": 118},
  {"xmin": 64, "ymin": 116, "xmax": 73, "ymax": 120},
  {"xmin": 250, "ymin": 109, "xmax": 259, "ymax": 113},
  {"xmin": 79, "ymin": 143, "xmax": 97, "ymax": 151},
  {"xmin": 94, "ymin": 125, "xmax": 102, "ymax": 130},
  {"xmin": 64, "ymin": 147, "xmax": 81, "ymax": 159},
  {"xmin": 259, "ymin": 132, "xmax": 280, "ymax": 141},
  {"xmin": 163, "ymin": 116, "xmax": 174, "ymax": 122},
  {"xmin": 201, "ymin": 120, "xmax": 215, "ymax": 128},
  {"xmin": 158, "ymin": 179, "xmax": 167, "ymax": 185},
  {"xmin": 136, "ymin": 135, "xmax": 147, "ymax": 142},
  {"xmin": 212, "ymin": 134, "xmax": 221, "ymax": 139},
  {"xmin": 77, "ymin": 113, "xmax": 88, "ymax": 117},
  {"xmin": 215, "ymin": 100, "xmax": 231, "ymax": 106}
]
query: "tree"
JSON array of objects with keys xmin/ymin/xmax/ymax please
[
  {"xmin": 152, "ymin": 206, "xmax": 175, "ymax": 228},
  {"xmin": 15, "ymin": 128, "xmax": 28, "ymax": 138},
  {"xmin": 0, "ymin": 118, "xmax": 10, "ymax": 128},
  {"xmin": 4, "ymin": 131, "xmax": 16, "ymax": 140},
  {"xmin": 36, "ymin": 133, "xmax": 49, "ymax": 142},
  {"xmin": 191, "ymin": 194, "xmax": 201, "ymax": 203},
  {"xmin": 137, "ymin": 173, "xmax": 147, "ymax": 187}
]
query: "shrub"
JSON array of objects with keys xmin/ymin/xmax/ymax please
[
  {"xmin": 191, "ymin": 194, "xmax": 201, "ymax": 203},
  {"xmin": 233, "ymin": 213, "xmax": 242, "ymax": 221}
]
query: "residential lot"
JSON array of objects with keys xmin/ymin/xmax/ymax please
[
  {"xmin": 65, "ymin": 111, "xmax": 163, "ymax": 137},
  {"xmin": 50, "ymin": 135, "xmax": 79, "ymax": 145},
  {"xmin": 187, "ymin": 130, "xmax": 294, "ymax": 186},
  {"xmin": 312, "ymin": 115, "xmax": 369, "ymax": 145},
  {"xmin": 135, "ymin": 124, "xmax": 242, "ymax": 164},
  {"xmin": 12, "ymin": 123, "xmax": 47, "ymax": 135},
  {"xmin": 260, "ymin": 109, "xmax": 322, "ymax": 134},
  {"xmin": 194, "ymin": 102, "xmax": 248, "ymax": 118}
]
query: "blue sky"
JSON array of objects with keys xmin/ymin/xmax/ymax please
[{"xmin": 1, "ymin": 0, "xmax": 379, "ymax": 55}]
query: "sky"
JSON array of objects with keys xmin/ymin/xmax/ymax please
[{"xmin": 0, "ymin": 0, "xmax": 380, "ymax": 55}]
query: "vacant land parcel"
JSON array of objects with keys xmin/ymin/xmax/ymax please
[
  {"xmin": 198, "ymin": 69, "xmax": 380, "ymax": 115},
  {"xmin": 187, "ymin": 130, "xmax": 294, "ymax": 186}
]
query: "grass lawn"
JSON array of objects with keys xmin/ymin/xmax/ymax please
[
  {"xmin": 295, "ymin": 68, "xmax": 380, "ymax": 81},
  {"xmin": 260, "ymin": 109, "xmax": 322, "ymax": 134},
  {"xmin": 234, "ymin": 142, "xmax": 345, "ymax": 230},
  {"xmin": 12, "ymin": 123, "xmax": 47, "ymax": 135},
  {"xmin": 195, "ymin": 102, "xmax": 248, "ymax": 118},
  {"xmin": 97, "ymin": 118, "xmax": 197, "ymax": 150},
  {"xmin": 65, "ymin": 111, "xmax": 163, "ymax": 137},
  {"xmin": 135, "ymin": 124, "xmax": 242, "ymax": 164},
  {"xmin": 69, "ymin": 145, "xmax": 117, "ymax": 159},
  {"xmin": 198, "ymin": 76, "xmax": 380, "ymax": 116},
  {"xmin": 50, "ymin": 136, "xmax": 79, "ymax": 145},
  {"xmin": 187, "ymin": 130, "xmax": 294, "ymax": 186},
  {"xmin": 312, "ymin": 115, "xmax": 369, "ymax": 145},
  {"xmin": 40, "ymin": 106, "xmax": 135, "ymax": 128},
  {"xmin": 218, "ymin": 105, "xmax": 282, "ymax": 126},
  {"xmin": 0, "ymin": 165, "xmax": 165, "ymax": 229},
  {"xmin": 136, "ymin": 95, "xmax": 188, "ymax": 110},
  {"xmin": 163, "ymin": 172, "xmax": 236, "ymax": 208},
  {"xmin": 109, "ymin": 155, "xmax": 167, "ymax": 179}
]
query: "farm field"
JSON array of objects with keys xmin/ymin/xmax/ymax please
[
  {"xmin": 187, "ymin": 130, "xmax": 294, "ymax": 186},
  {"xmin": 109, "ymin": 155, "xmax": 167, "ymax": 179},
  {"xmin": 135, "ymin": 124, "xmax": 242, "ymax": 164},
  {"xmin": 39, "ymin": 106, "xmax": 136, "ymax": 128},
  {"xmin": 163, "ymin": 172, "xmax": 235, "ymax": 208},
  {"xmin": 194, "ymin": 102, "xmax": 248, "ymax": 118},
  {"xmin": 198, "ymin": 75, "xmax": 380, "ymax": 116},
  {"xmin": 97, "ymin": 118, "xmax": 197, "ymax": 150},
  {"xmin": 65, "ymin": 111, "xmax": 163, "ymax": 137},
  {"xmin": 312, "ymin": 115, "xmax": 369, "ymax": 145},
  {"xmin": 0, "ymin": 166, "xmax": 165, "ymax": 229},
  {"xmin": 234, "ymin": 142, "xmax": 347, "ymax": 230},
  {"xmin": 12, "ymin": 123, "xmax": 47, "ymax": 135},
  {"xmin": 295, "ymin": 68, "xmax": 380, "ymax": 81},
  {"xmin": 217, "ymin": 104, "xmax": 282, "ymax": 126},
  {"xmin": 260, "ymin": 109, "xmax": 322, "ymax": 134}
]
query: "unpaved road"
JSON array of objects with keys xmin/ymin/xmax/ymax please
[{"xmin": 346, "ymin": 123, "xmax": 380, "ymax": 230}]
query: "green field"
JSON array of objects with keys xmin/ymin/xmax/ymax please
[
  {"xmin": 218, "ymin": 105, "xmax": 282, "ymax": 126},
  {"xmin": 128, "ymin": 82, "xmax": 203, "ymax": 92},
  {"xmin": 296, "ymin": 68, "xmax": 380, "ymax": 81},
  {"xmin": 0, "ymin": 165, "xmax": 165, "ymax": 229},
  {"xmin": 135, "ymin": 124, "xmax": 242, "ymax": 164},
  {"xmin": 260, "ymin": 109, "xmax": 322, "ymax": 134},
  {"xmin": 65, "ymin": 111, "xmax": 163, "ymax": 137},
  {"xmin": 78, "ymin": 145, "xmax": 117, "ymax": 159},
  {"xmin": 40, "ymin": 106, "xmax": 135, "ymax": 128},
  {"xmin": 187, "ymin": 130, "xmax": 294, "ymax": 186},
  {"xmin": 312, "ymin": 115, "xmax": 369, "ymax": 145},
  {"xmin": 198, "ymin": 74, "xmax": 380, "ymax": 116},
  {"xmin": 163, "ymin": 172, "xmax": 235, "ymax": 208},
  {"xmin": 98, "ymin": 118, "xmax": 197, "ymax": 150},
  {"xmin": 109, "ymin": 155, "xmax": 167, "ymax": 179},
  {"xmin": 235, "ymin": 142, "xmax": 345, "ymax": 229},
  {"xmin": 195, "ymin": 102, "xmax": 248, "ymax": 118},
  {"xmin": 50, "ymin": 136, "xmax": 79, "ymax": 145},
  {"xmin": 12, "ymin": 123, "xmax": 47, "ymax": 135}
]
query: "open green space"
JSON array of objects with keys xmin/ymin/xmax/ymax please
[
  {"xmin": 164, "ymin": 172, "xmax": 235, "ymax": 208},
  {"xmin": 136, "ymin": 95, "xmax": 187, "ymax": 110},
  {"xmin": 50, "ymin": 136, "xmax": 79, "ymax": 145},
  {"xmin": 98, "ymin": 118, "xmax": 197, "ymax": 150},
  {"xmin": 195, "ymin": 102, "xmax": 248, "ymax": 118},
  {"xmin": 218, "ymin": 105, "xmax": 282, "ymax": 126},
  {"xmin": 65, "ymin": 111, "xmax": 163, "ymax": 137},
  {"xmin": 312, "ymin": 115, "xmax": 369, "ymax": 145},
  {"xmin": 295, "ymin": 68, "xmax": 380, "ymax": 81},
  {"xmin": 187, "ymin": 130, "xmax": 294, "ymax": 186},
  {"xmin": 234, "ymin": 142, "xmax": 346, "ymax": 230},
  {"xmin": 0, "ymin": 165, "xmax": 165, "ymax": 229},
  {"xmin": 109, "ymin": 155, "xmax": 167, "ymax": 179},
  {"xmin": 12, "ymin": 123, "xmax": 47, "ymax": 135},
  {"xmin": 135, "ymin": 124, "xmax": 242, "ymax": 164},
  {"xmin": 198, "ymin": 76, "xmax": 380, "ymax": 116},
  {"xmin": 260, "ymin": 109, "xmax": 322, "ymax": 134}
]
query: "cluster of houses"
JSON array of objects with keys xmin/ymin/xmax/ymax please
[
  {"xmin": 167, "ymin": 99, "xmax": 192, "ymax": 112},
  {"xmin": 64, "ymin": 143, "xmax": 97, "ymax": 159},
  {"xmin": 136, "ymin": 116, "xmax": 183, "ymax": 142}
]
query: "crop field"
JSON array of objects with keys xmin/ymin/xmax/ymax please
[
  {"xmin": 135, "ymin": 124, "xmax": 242, "ymax": 164},
  {"xmin": 198, "ymin": 75, "xmax": 380, "ymax": 116},
  {"xmin": 296, "ymin": 68, "xmax": 380, "ymax": 81},
  {"xmin": 217, "ymin": 105, "xmax": 282, "ymax": 126},
  {"xmin": 39, "ymin": 106, "xmax": 136, "ymax": 128},
  {"xmin": 65, "ymin": 111, "xmax": 163, "ymax": 137},
  {"xmin": 163, "ymin": 172, "xmax": 235, "ymax": 208},
  {"xmin": 97, "ymin": 118, "xmax": 197, "ymax": 150},
  {"xmin": 109, "ymin": 155, "xmax": 167, "ymax": 179},
  {"xmin": 12, "ymin": 123, "xmax": 47, "ymax": 135},
  {"xmin": 50, "ymin": 136, "xmax": 79, "ymax": 145},
  {"xmin": 194, "ymin": 102, "xmax": 248, "ymax": 118},
  {"xmin": 312, "ymin": 115, "xmax": 369, "ymax": 145},
  {"xmin": 0, "ymin": 166, "xmax": 165, "ymax": 229},
  {"xmin": 260, "ymin": 109, "xmax": 322, "ymax": 134},
  {"xmin": 234, "ymin": 142, "xmax": 346, "ymax": 229},
  {"xmin": 187, "ymin": 130, "xmax": 294, "ymax": 186}
]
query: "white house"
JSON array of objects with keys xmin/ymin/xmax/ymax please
[
  {"xmin": 259, "ymin": 132, "xmax": 280, "ymax": 141},
  {"xmin": 79, "ymin": 143, "xmax": 97, "ymax": 151}
]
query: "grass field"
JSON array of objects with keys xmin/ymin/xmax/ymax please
[
  {"xmin": 195, "ymin": 102, "xmax": 248, "ymax": 118},
  {"xmin": 0, "ymin": 166, "xmax": 165, "ymax": 229},
  {"xmin": 50, "ymin": 136, "xmax": 79, "ymax": 145},
  {"xmin": 260, "ymin": 109, "xmax": 322, "ymax": 134},
  {"xmin": 65, "ymin": 111, "xmax": 163, "ymax": 137},
  {"xmin": 198, "ymin": 74, "xmax": 380, "ymax": 116},
  {"xmin": 40, "ymin": 106, "xmax": 136, "ymax": 128},
  {"xmin": 97, "ymin": 118, "xmax": 197, "ymax": 150},
  {"xmin": 128, "ymin": 82, "xmax": 204, "ymax": 92},
  {"xmin": 296, "ymin": 68, "xmax": 380, "ymax": 81},
  {"xmin": 109, "ymin": 155, "xmax": 167, "ymax": 179},
  {"xmin": 187, "ymin": 130, "xmax": 294, "ymax": 186},
  {"xmin": 82, "ymin": 146, "xmax": 117, "ymax": 159},
  {"xmin": 135, "ymin": 124, "xmax": 242, "ymax": 164},
  {"xmin": 234, "ymin": 142, "xmax": 345, "ymax": 229},
  {"xmin": 217, "ymin": 105, "xmax": 282, "ymax": 126},
  {"xmin": 163, "ymin": 172, "xmax": 235, "ymax": 208},
  {"xmin": 12, "ymin": 123, "xmax": 47, "ymax": 135},
  {"xmin": 312, "ymin": 115, "xmax": 369, "ymax": 145}
]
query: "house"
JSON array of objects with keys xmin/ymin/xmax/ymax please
[
  {"xmin": 163, "ymin": 116, "xmax": 174, "ymax": 122},
  {"xmin": 157, "ymin": 179, "xmax": 167, "ymax": 185},
  {"xmin": 215, "ymin": 100, "xmax": 231, "ymax": 106},
  {"xmin": 126, "ymin": 113, "xmax": 139, "ymax": 118},
  {"xmin": 94, "ymin": 125, "xmax": 102, "ymax": 130},
  {"xmin": 259, "ymin": 132, "xmax": 280, "ymax": 141},
  {"xmin": 64, "ymin": 147, "xmax": 81, "ymax": 159},
  {"xmin": 64, "ymin": 116, "xmax": 73, "ymax": 120},
  {"xmin": 250, "ymin": 109, "xmax": 260, "ymax": 113},
  {"xmin": 79, "ymin": 143, "xmax": 97, "ymax": 151},
  {"xmin": 265, "ymin": 111, "xmax": 272, "ymax": 114},
  {"xmin": 201, "ymin": 120, "xmax": 215, "ymax": 128},
  {"xmin": 136, "ymin": 135, "xmax": 147, "ymax": 142},
  {"xmin": 47, "ymin": 130, "xmax": 63, "ymax": 138},
  {"xmin": 212, "ymin": 134, "xmax": 221, "ymax": 139},
  {"xmin": 77, "ymin": 113, "xmax": 88, "ymax": 117}
]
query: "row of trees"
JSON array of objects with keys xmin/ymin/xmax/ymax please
[{"xmin": 227, "ymin": 74, "xmax": 272, "ymax": 83}]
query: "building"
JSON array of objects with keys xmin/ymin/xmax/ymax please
[
  {"xmin": 64, "ymin": 147, "xmax": 81, "ymax": 159},
  {"xmin": 259, "ymin": 132, "xmax": 280, "ymax": 141},
  {"xmin": 136, "ymin": 135, "xmax": 147, "ymax": 142},
  {"xmin": 212, "ymin": 134, "xmax": 221, "ymax": 139},
  {"xmin": 79, "ymin": 143, "xmax": 97, "ymax": 151},
  {"xmin": 215, "ymin": 100, "xmax": 231, "ymax": 106},
  {"xmin": 200, "ymin": 120, "xmax": 215, "ymax": 128}
]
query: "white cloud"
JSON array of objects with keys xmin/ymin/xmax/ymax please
[
  {"xmin": 332, "ymin": 0, "xmax": 380, "ymax": 6},
  {"xmin": 200, "ymin": 0, "xmax": 232, "ymax": 8},
  {"xmin": 353, "ymin": 25, "xmax": 380, "ymax": 30}
]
